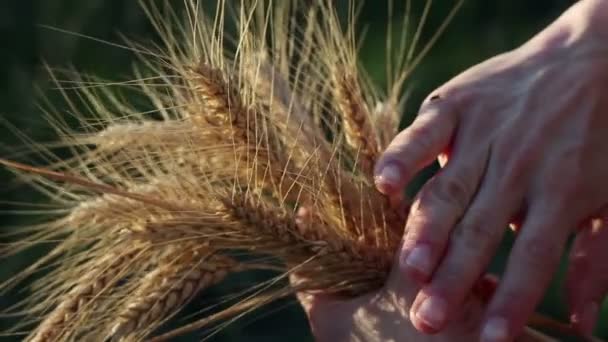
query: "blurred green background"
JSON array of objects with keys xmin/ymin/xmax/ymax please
[{"xmin": 0, "ymin": 0, "xmax": 603, "ymax": 341}]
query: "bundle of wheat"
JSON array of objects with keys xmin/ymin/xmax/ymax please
[{"xmin": 0, "ymin": 1, "xmax": 586, "ymax": 341}]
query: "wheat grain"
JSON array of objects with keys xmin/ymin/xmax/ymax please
[
  {"xmin": 333, "ymin": 70, "xmax": 379, "ymax": 177},
  {"xmin": 29, "ymin": 246, "xmax": 145, "ymax": 342},
  {"xmin": 218, "ymin": 194, "xmax": 392, "ymax": 294},
  {"xmin": 108, "ymin": 248, "xmax": 237, "ymax": 340},
  {"xmin": 81, "ymin": 121, "xmax": 196, "ymax": 151},
  {"xmin": 188, "ymin": 64, "xmax": 305, "ymax": 201},
  {"xmin": 373, "ymin": 100, "xmax": 401, "ymax": 151}
]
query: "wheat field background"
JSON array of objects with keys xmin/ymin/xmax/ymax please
[{"xmin": 0, "ymin": 0, "xmax": 601, "ymax": 341}]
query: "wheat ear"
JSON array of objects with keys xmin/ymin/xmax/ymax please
[
  {"xmin": 29, "ymin": 245, "xmax": 146, "ymax": 342},
  {"xmin": 107, "ymin": 248, "xmax": 238, "ymax": 341},
  {"xmin": 333, "ymin": 70, "xmax": 379, "ymax": 176},
  {"xmin": 188, "ymin": 63, "xmax": 302, "ymax": 200}
]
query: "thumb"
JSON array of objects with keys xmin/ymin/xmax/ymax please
[{"xmin": 566, "ymin": 218, "xmax": 608, "ymax": 336}]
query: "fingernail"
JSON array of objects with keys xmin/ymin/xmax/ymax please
[
  {"xmin": 481, "ymin": 316, "xmax": 509, "ymax": 342},
  {"xmin": 374, "ymin": 164, "xmax": 401, "ymax": 193},
  {"xmin": 402, "ymin": 245, "xmax": 432, "ymax": 276},
  {"xmin": 415, "ymin": 296, "xmax": 447, "ymax": 329}
]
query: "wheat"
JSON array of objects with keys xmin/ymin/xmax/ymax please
[
  {"xmin": 0, "ymin": 0, "xmax": 578, "ymax": 341},
  {"xmin": 188, "ymin": 63, "xmax": 304, "ymax": 201},
  {"xmin": 373, "ymin": 100, "xmax": 402, "ymax": 151},
  {"xmin": 107, "ymin": 247, "xmax": 237, "ymax": 341},
  {"xmin": 333, "ymin": 70, "xmax": 379, "ymax": 177},
  {"xmin": 29, "ymin": 245, "xmax": 146, "ymax": 342}
]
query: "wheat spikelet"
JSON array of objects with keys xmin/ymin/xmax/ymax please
[
  {"xmin": 187, "ymin": 63, "xmax": 303, "ymax": 201},
  {"xmin": 29, "ymin": 245, "xmax": 146, "ymax": 342},
  {"xmin": 373, "ymin": 100, "xmax": 402, "ymax": 151},
  {"xmin": 108, "ymin": 248, "xmax": 237, "ymax": 341},
  {"xmin": 188, "ymin": 64, "xmax": 242, "ymax": 129},
  {"xmin": 218, "ymin": 193, "xmax": 391, "ymax": 294},
  {"xmin": 80, "ymin": 121, "xmax": 195, "ymax": 152},
  {"xmin": 333, "ymin": 70, "xmax": 379, "ymax": 176}
]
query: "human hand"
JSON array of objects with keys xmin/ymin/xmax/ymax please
[
  {"xmin": 293, "ymin": 253, "xmax": 499, "ymax": 342},
  {"xmin": 293, "ymin": 209, "xmax": 563, "ymax": 342},
  {"xmin": 374, "ymin": 0, "xmax": 608, "ymax": 340}
]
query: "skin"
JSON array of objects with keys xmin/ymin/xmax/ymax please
[
  {"xmin": 292, "ymin": 259, "xmax": 499, "ymax": 341},
  {"xmin": 371, "ymin": 0, "xmax": 608, "ymax": 341}
]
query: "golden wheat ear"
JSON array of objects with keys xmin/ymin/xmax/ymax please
[
  {"xmin": 106, "ymin": 247, "xmax": 237, "ymax": 341},
  {"xmin": 29, "ymin": 245, "xmax": 148, "ymax": 342}
]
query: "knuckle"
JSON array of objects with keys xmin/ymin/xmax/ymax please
[
  {"xmin": 421, "ymin": 87, "xmax": 447, "ymax": 108},
  {"xmin": 403, "ymin": 219, "xmax": 426, "ymax": 246},
  {"xmin": 405, "ymin": 197, "xmax": 438, "ymax": 241},
  {"xmin": 493, "ymin": 138, "xmax": 536, "ymax": 190},
  {"xmin": 430, "ymin": 269, "xmax": 466, "ymax": 297},
  {"xmin": 383, "ymin": 124, "xmax": 433, "ymax": 161},
  {"xmin": 423, "ymin": 85, "xmax": 468, "ymax": 109},
  {"xmin": 405, "ymin": 203, "xmax": 428, "ymax": 229},
  {"xmin": 427, "ymin": 175, "xmax": 471, "ymax": 213},
  {"xmin": 405, "ymin": 122, "xmax": 435, "ymax": 153},
  {"xmin": 519, "ymin": 237, "xmax": 561, "ymax": 270},
  {"xmin": 455, "ymin": 213, "xmax": 497, "ymax": 250}
]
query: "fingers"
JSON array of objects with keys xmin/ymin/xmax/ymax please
[
  {"xmin": 374, "ymin": 100, "xmax": 458, "ymax": 195},
  {"xmin": 481, "ymin": 203, "xmax": 573, "ymax": 342},
  {"xmin": 566, "ymin": 217, "xmax": 608, "ymax": 335},
  {"xmin": 407, "ymin": 159, "xmax": 521, "ymax": 334},
  {"xmin": 398, "ymin": 144, "xmax": 489, "ymax": 283}
]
